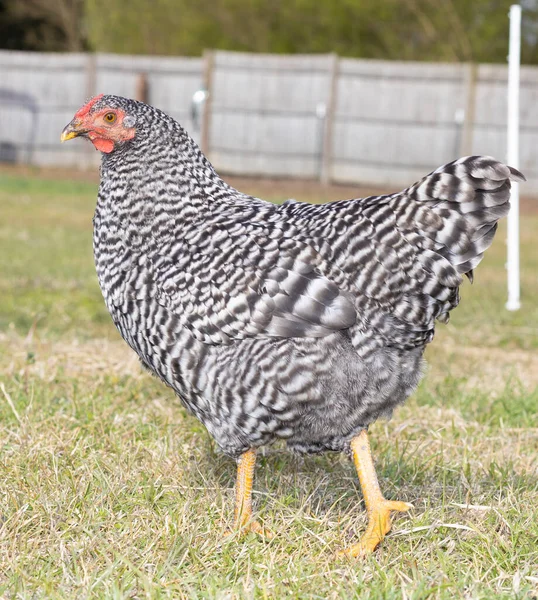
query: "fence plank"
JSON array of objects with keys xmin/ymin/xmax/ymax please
[
  {"xmin": 320, "ymin": 53, "xmax": 339, "ymax": 185},
  {"xmin": 201, "ymin": 50, "xmax": 214, "ymax": 156}
]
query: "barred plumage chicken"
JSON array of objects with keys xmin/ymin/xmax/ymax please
[{"xmin": 61, "ymin": 94, "xmax": 524, "ymax": 556}]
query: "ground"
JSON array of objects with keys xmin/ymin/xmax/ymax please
[{"xmin": 0, "ymin": 167, "xmax": 537, "ymax": 599}]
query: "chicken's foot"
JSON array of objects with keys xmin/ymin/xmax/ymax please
[
  {"xmin": 226, "ymin": 448, "xmax": 272, "ymax": 539},
  {"xmin": 341, "ymin": 430, "xmax": 412, "ymax": 557}
]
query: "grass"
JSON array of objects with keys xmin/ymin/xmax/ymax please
[{"xmin": 0, "ymin": 170, "xmax": 537, "ymax": 599}]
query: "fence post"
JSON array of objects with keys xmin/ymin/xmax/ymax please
[
  {"xmin": 201, "ymin": 49, "xmax": 215, "ymax": 157},
  {"xmin": 460, "ymin": 62, "xmax": 477, "ymax": 156},
  {"xmin": 84, "ymin": 53, "xmax": 97, "ymax": 166},
  {"xmin": 86, "ymin": 53, "xmax": 97, "ymax": 100},
  {"xmin": 320, "ymin": 53, "xmax": 339, "ymax": 185},
  {"xmin": 135, "ymin": 72, "xmax": 149, "ymax": 103}
]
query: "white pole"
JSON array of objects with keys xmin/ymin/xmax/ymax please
[{"xmin": 506, "ymin": 4, "xmax": 521, "ymax": 311}]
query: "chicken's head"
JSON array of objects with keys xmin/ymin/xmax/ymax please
[{"xmin": 61, "ymin": 94, "xmax": 136, "ymax": 153}]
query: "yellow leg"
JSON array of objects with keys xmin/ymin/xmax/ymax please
[
  {"xmin": 341, "ymin": 430, "xmax": 412, "ymax": 557},
  {"xmin": 227, "ymin": 448, "xmax": 272, "ymax": 538}
]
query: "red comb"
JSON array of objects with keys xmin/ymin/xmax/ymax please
[{"xmin": 74, "ymin": 94, "xmax": 104, "ymax": 118}]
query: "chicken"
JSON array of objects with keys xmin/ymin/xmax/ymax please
[{"xmin": 61, "ymin": 94, "xmax": 524, "ymax": 557}]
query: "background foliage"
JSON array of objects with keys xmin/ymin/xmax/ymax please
[{"xmin": 2, "ymin": 0, "xmax": 538, "ymax": 64}]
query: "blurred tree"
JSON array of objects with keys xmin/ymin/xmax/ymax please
[
  {"xmin": 84, "ymin": 0, "xmax": 538, "ymax": 63},
  {"xmin": 3, "ymin": 0, "xmax": 538, "ymax": 63},
  {"xmin": 0, "ymin": 0, "xmax": 29, "ymax": 49},
  {"xmin": 0, "ymin": 0, "xmax": 86, "ymax": 51}
]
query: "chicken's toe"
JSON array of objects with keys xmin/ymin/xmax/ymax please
[{"xmin": 339, "ymin": 499, "xmax": 412, "ymax": 558}]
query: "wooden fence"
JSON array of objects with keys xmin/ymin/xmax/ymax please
[{"xmin": 1, "ymin": 49, "xmax": 537, "ymax": 192}]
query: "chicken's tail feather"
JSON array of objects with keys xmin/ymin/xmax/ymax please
[
  {"xmin": 399, "ymin": 156, "xmax": 523, "ymax": 321},
  {"xmin": 405, "ymin": 156, "xmax": 523, "ymax": 275}
]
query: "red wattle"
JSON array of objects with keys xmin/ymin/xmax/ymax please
[{"xmin": 92, "ymin": 138, "xmax": 115, "ymax": 153}]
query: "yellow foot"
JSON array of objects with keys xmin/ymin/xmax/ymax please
[
  {"xmin": 340, "ymin": 499, "xmax": 412, "ymax": 558},
  {"xmin": 224, "ymin": 520, "xmax": 274, "ymax": 540},
  {"xmin": 224, "ymin": 448, "xmax": 274, "ymax": 542}
]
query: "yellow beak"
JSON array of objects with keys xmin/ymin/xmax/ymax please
[{"xmin": 60, "ymin": 120, "xmax": 84, "ymax": 143}]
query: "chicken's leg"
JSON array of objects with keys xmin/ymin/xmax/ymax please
[
  {"xmin": 227, "ymin": 448, "xmax": 272, "ymax": 538},
  {"xmin": 341, "ymin": 430, "xmax": 412, "ymax": 557}
]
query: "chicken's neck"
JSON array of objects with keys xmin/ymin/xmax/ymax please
[
  {"xmin": 94, "ymin": 126, "xmax": 266, "ymax": 260},
  {"xmin": 101, "ymin": 125, "xmax": 244, "ymax": 216}
]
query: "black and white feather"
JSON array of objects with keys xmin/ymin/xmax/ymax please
[{"xmin": 90, "ymin": 95, "xmax": 524, "ymax": 457}]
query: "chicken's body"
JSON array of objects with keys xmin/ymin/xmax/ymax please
[
  {"xmin": 94, "ymin": 160, "xmax": 424, "ymax": 457},
  {"xmin": 63, "ymin": 94, "xmax": 523, "ymax": 555}
]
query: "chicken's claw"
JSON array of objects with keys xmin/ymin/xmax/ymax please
[
  {"xmin": 224, "ymin": 519, "xmax": 273, "ymax": 540},
  {"xmin": 339, "ymin": 499, "xmax": 413, "ymax": 558}
]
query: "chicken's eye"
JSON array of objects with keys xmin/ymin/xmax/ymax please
[{"xmin": 104, "ymin": 112, "xmax": 116, "ymax": 123}]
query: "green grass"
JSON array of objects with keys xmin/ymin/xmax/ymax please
[{"xmin": 0, "ymin": 171, "xmax": 537, "ymax": 599}]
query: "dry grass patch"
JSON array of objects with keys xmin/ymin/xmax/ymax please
[{"xmin": 0, "ymin": 334, "xmax": 537, "ymax": 599}]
